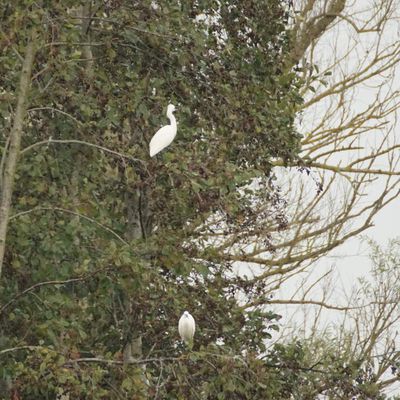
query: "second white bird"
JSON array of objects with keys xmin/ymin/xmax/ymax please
[{"xmin": 178, "ymin": 311, "xmax": 195, "ymax": 345}]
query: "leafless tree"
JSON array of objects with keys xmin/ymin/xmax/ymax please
[{"xmin": 202, "ymin": 0, "xmax": 400, "ymax": 301}]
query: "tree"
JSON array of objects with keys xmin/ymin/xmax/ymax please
[
  {"xmin": 276, "ymin": 239, "xmax": 400, "ymax": 399},
  {"xmin": 259, "ymin": 0, "xmax": 400, "ymax": 314},
  {"xmin": 230, "ymin": 0, "xmax": 400, "ymax": 301},
  {"xmin": 265, "ymin": 0, "xmax": 400, "ymax": 397},
  {"xmin": 0, "ymin": 1, "xmax": 302, "ymax": 398}
]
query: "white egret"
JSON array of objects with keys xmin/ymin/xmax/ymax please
[
  {"xmin": 178, "ymin": 311, "xmax": 195, "ymax": 346},
  {"xmin": 149, "ymin": 104, "xmax": 177, "ymax": 157}
]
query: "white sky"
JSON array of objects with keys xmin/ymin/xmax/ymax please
[{"xmin": 268, "ymin": 0, "xmax": 400, "ymax": 370}]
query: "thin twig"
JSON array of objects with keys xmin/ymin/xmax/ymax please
[
  {"xmin": 9, "ymin": 207, "xmax": 129, "ymax": 245},
  {"xmin": 27, "ymin": 107, "xmax": 83, "ymax": 126},
  {"xmin": 64, "ymin": 356, "xmax": 180, "ymax": 366},
  {"xmin": 20, "ymin": 138, "xmax": 145, "ymax": 166},
  {"xmin": 0, "ymin": 268, "xmax": 106, "ymax": 315},
  {"xmin": 0, "ymin": 345, "xmax": 49, "ymax": 356}
]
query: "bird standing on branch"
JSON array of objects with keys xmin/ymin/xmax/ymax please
[
  {"xmin": 178, "ymin": 311, "xmax": 195, "ymax": 348},
  {"xmin": 149, "ymin": 104, "xmax": 177, "ymax": 157}
]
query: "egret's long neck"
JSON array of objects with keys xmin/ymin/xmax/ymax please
[{"xmin": 167, "ymin": 112, "xmax": 176, "ymax": 129}]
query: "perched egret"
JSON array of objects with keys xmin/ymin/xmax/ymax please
[
  {"xmin": 149, "ymin": 104, "xmax": 177, "ymax": 157},
  {"xmin": 178, "ymin": 311, "xmax": 195, "ymax": 346}
]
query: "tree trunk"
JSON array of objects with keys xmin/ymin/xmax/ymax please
[
  {"xmin": 80, "ymin": 3, "xmax": 94, "ymax": 79},
  {"xmin": 0, "ymin": 39, "xmax": 36, "ymax": 278},
  {"xmin": 287, "ymin": 0, "xmax": 347, "ymax": 68}
]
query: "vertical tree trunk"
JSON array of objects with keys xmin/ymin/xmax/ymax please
[
  {"xmin": 80, "ymin": 3, "xmax": 94, "ymax": 79},
  {"xmin": 0, "ymin": 40, "xmax": 36, "ymax": 278}
]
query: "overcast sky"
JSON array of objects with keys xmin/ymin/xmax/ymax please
[{"xmin": 272, "ymin": 0, "xmax": 400, "ymax": 332}]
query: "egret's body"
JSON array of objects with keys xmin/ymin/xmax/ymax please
[
  {"xmin": 149, "ymin": 104, "xmax": 177, "ymax": 157},
  {"xmin": 178, "ymin": 311, "xmax": 195, "ymax": 345}
]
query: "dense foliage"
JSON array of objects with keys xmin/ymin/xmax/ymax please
[{"xmin": 0, "ymin": 0, "xmax": 350, "ymax": 398}]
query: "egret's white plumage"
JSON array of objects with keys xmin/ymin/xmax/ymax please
[
  {"xmin": 149, "ymin": 104, "xmax": 177, "ymax": 157},
  {"xmin": 178, "ymin": 311, "xmax": 195, "ymax": 345}
]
